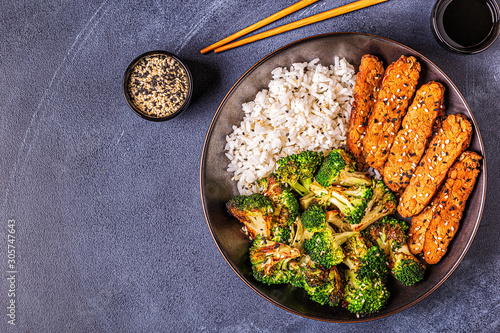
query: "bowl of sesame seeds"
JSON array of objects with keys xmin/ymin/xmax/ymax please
[{"xmin": 123, "ymin": 50, "xmax": 193, "ymax": 121}]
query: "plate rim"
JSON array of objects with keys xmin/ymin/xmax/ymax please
[{"xmin": 199, "ymin": 31, "xmax": 487, "ymax": 322}]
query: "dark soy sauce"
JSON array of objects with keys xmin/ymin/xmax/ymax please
[
  {"xmin": 432, "ymin": 0, "xmax": 500, "ymax": 53},
  {"xmin": 442, "ymin": 0, "xmax": 494, "ymax": 47}
]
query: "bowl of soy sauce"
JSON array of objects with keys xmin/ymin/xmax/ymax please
[{"xmin": 432, "ymin": 0, "xmax": 500, "ymax": 54}]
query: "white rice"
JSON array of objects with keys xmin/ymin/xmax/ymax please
[{"xmin": 224, "ymin": 57, "xmax": 356, "ymax": 195}]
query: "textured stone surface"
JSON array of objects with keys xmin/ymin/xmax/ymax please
[{"xmin": 0, "ymin": 0, "xmax": 498, "ymax": 331}]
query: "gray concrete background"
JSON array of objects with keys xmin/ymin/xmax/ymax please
[{"xmin": 0, "ymin": 0, "xmax": 498, "ymax": 332}]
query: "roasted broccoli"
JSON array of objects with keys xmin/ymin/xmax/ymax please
[
  {"xmin": 365, "ymin": 216, "xmax": 425, "ymax": 286},
  {"xmin": 342, "ymin": 233, "xmax": 388, "ymax": 281},
  {"xmin": 347, "ymin": 180, "xmax": 397, "ymax": 231},
  {"xmin": 315, "ymin": 149, "xmax": 372, "ymax": 187},
  {"xmin": 226, "ymin": 193, "xmax": 274, "ymax": 239},
  {"xmin": 294, "ymin": 263, "xmax": 344, "ymax": 307},
  {"xmin": 270, "ymin": 224, "xmax": 293, "ymax": 244},
  {"xmin": 303, "ymin": 228, "xmax": 358, "ymax": 268},
  {"xmin": 342, "ymin": 269, "xmax": 390, "ymax": 317},
  {"xmin": 365, "ymin": 216, "xmax": 409, "ymax": 252},
  {"xmin": 325, "ymin": 209, "xmax": 351, "ymax": 232},
  {"xmin": 300, "ymin": 204, "xmax": 327, "ymax": 233},
  {"xmin": 259, "ymin": 173, "xmax": 299, "ymax": 227},
  {"xmin": 249, "ymin": 235, "xmax": 301, "ymax": 285},
  {"xmin": 299, "ymin": 192, "xmax": 316, "ymax": 211},
  {"xmin": 275, "ymin": 150, "xmax": 322, "ymax": 196},
  {"xmin": 391, "ymin": 244, "xmax": 426, "ymax": 286},
  {"xmin": 288, "ymin": 217, "xmax": 312, "ymax": 252},
  {"xmin": 310, "ymin": 182, "xmax": 373, "ymax": 225}
]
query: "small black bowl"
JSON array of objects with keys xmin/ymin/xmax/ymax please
[
  {"xmin": 431, "ymin": 0, "xmax": 500, "ymax": 54},
  {"xmin": 123, "ymin": 50, "xmax": 193, "ymax": 121}
]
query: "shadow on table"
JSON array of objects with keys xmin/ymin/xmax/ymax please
[{"xmin": 183, "ymin": 59, "xmax": 220, "ymax": 104}]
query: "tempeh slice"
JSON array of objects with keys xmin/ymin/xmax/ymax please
[
  {"xmin": 420, "ymin": 151, "xmax": 481, "ymax": 264},
  {"xmin": 363, "ymin": 55, "xmax": 421, "ymax": 171},
  {"xmin": 407, "ymin": 201, "xmax": 432, "ymax": 254},
  {"xmin": 397, "ymin": 114, "xmax": 472, "ymax": 217},
  {"xmin": 383, "ymin": 81, "xmax": 446, "ymax": 193},
  {"xmin": 347, "ymin": 54, "xmax": 384, "ymax": 169}
]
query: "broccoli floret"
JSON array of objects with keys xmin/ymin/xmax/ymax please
[
  {"xmin": 226, "ymin": 193, "xmax": 274, "ymax": 239},
  {"xmin": 365, "ymin": 216, "xmax": 409, "ymax": 253},
  {"xmin": 310, "ymin": 182, "xmax": 373, "ymax": 225},
  {"xmin": 343, "ymin": 233, "xmax": 388, "ymax": 281},
  {"xmin": 259, "ymin": 173, "xmax": 299, "ymax": 227},
  {"xmin": 343, "ymin": 269, "xmax": 390, "ymax": 317},
  {"xmin": 303, "ymin": 228, "xmax": 359, "ymax": 268},
  {"xmin": 348, "ymin": 180, "xmax": 397, "ymax": 231},
  {"xmin": 275, "ymin": 150, "xmax": 322, "ymax": 196},
  {"xmin": 315, "ymin": 149, "xmax": 372, "ymax": 187},
  {"xmin": 391, "ymin": 245, "xmax": 426, "ymax": 286},
  {"xmin": 295, "ymin": 264, "xmax": 344, "ymax": 307},
  {"xmin": 249, "ymin": 235, "xmax": 301, "ymax": 285},
  {"xmin": 365, "ymin": 217, "xmax": 425, "ymax": 286},
  {"xmin": 301, "ymin": 204, "xmax": 327, "ymax": 233},
  {"xmin": 270, "ymin": 224, "xmax": 293, "ymax": 244}
]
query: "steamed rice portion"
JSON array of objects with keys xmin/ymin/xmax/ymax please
[{"xmin": 225, "ymin": 58, "xmax": 356, "ymax": 195}]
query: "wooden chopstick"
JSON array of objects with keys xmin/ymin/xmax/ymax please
[
  {"xmin": 213, "ymin": 0, "xmax": 389, "ymax": 53},
  {"xmin": 200, "ymin": 0, "xmax": 320, "ymax": 54}
]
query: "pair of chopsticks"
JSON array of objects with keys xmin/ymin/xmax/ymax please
[{"xmin": 201, "ymin": 0, "xmax": 389, "ymax": 54}]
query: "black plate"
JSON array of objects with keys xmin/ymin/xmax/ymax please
[{"xmin": 199, "ymin": 32, "xmax": 486, "ymax": 322}]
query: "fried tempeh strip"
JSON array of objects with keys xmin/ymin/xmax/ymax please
[
  {"xmin": 412, "ymin": 151, "xmax": 481, "ymax": 263},
  {"xmin": 383, "ymin": 81, "xmax": 446, "ymax": 193},
  {"xmin": 407, "ymin": 201, "xmax": 432, "ymax": 254},
  {"xmin": 347, "ymin": 54, "xmax": 384, "ymax": 169},
  {"xmin": 397, "ymin": 114, "xmax": 472, "ymax": 217},
  {"xmin": 363, "ymin": 55, "xmax": 421, "ymax": 171}
]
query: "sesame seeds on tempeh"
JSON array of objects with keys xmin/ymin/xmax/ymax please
[
  {"xmin": 397, "ymin": 114, "xmax": 473, "ymax": 218},
  {"xmin": 419, "ymin": 151, "xmax": 482, "ymax": 264},
  {"xmin": 383, "ymin": 81, "xmax": 446, "ymax": 193},
  {"xmin": 363, "ymin": 55, "xmax": 421, "ymax": 171},
  {"xmin": 346, "ymin": 54, "xmax": 385, "ymax": 169}
]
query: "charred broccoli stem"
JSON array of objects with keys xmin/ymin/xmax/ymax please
[
  {"xmin": 275, "ymin": 150, "xmax": 322, "ymax": 196},
  {"xmin": 315, "ymin": 149, "xmax": 372, "ymax": 187}
]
